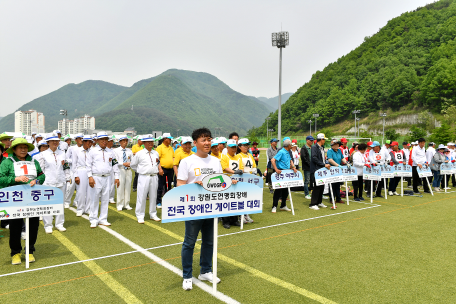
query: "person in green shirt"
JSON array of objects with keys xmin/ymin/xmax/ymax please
[{"xmin": 0, "ymin": 138, "xmax": 45, "ymax": 265}]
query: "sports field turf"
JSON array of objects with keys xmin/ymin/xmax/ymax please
[{"xmin": 1, "ymin": 153, "xmax": 456, "ymax": 303}]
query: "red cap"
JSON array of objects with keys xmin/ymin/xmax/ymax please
[
  {"xmin": 292, "ymin": 139, "xmax": 297, "ymax": 143},
  {"xmin": 391, "ymin": 141, "xmax": 399, "ymax": 146},
  {"xmin": 341, "ymin": 138, "xmax": 348, "ymax": 143},
  {"xmin": 367, "ymin": 141, "xmax": 373, "ymax": 146}
]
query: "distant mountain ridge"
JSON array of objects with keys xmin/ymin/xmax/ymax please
[
  {"xmin": 255, "ymin": 93, "xmax": 293, "ymax": 110},
  {"xmin": 0, "ymin": 69, "xmax": 272, "ymax": 135}
]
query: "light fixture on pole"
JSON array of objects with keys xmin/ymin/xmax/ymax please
[
  {"xmin": 313, "ymin": 114, "xmax": 319, "ymax": 133},
  {"xmin": 266, "ymin": 117, "xmax": 271, "ymax": 139},
  {"xmin": 352, "ymin": 110, "xmax": 360, "ymax": 137},
  {"xmin": 60, "ymin": 109, "xmax": 68, "ymax": 135},
  {"xmin": 268, "ymin": 129, "xmax": 275, "ymax": 138},
  {"xmin": 380, "ymin": 113, "xmax": 387, "ymax": 144},
  {"xmin": 272, "ymin": 31, "xmax": 289, "ymax": 147}
]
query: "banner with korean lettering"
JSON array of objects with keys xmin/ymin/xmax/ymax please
[
  {"xmin": 440, "ymin": 163, "xmax": 453, "ymax": 175},
  {"xmin": 392, "ymin": 164, "xmax": 413, "ymax": 177},
  {"xmin": 417, "ymin": 165, "xmax": 433, "ymax": 178},
  {"xmin": 380, "ymin": 165, "xmax": 395, "ymax": 178},
  {"xmin": 363, "ymin": 166, "xmax": 382, "ymax": 181},
  {"xmin": 314, "ymin": 167, "xmax": 343, "ymax": 186},
  {"xmin": 0, "ymin": 185, "xmax": 64, "ymax": 220},
  {"xmin": 340, "ymin": 166, "xmax": 357, "ymax": 182},
  {"xmin": 230, "ymin": 173, "xmax": 263, "ymax": 188},
  {"xmin": 162, "ymin": 178, "xmax": 262, "ymax": 223},
  {"xmin": 271, "ymin": 170, "xmax": 304, "ymax": 189}
]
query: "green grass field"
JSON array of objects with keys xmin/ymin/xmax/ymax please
[{"xmin": 1, "ymin": 153, "xmax": 456, "ymax": 303}]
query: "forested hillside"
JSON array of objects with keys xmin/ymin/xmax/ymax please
[{"xmin": 254, "ymin": 0, "xmax": 456, "ymax": 136}]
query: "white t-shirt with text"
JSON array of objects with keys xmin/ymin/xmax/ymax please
[{"xmin": 177, "ymin": 154, "xmax": 223, "ymax": 184}]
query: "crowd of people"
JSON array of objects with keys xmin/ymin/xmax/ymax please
[
  {"xmin": 264, "ymin": 134, "xmax": 455, "ymax": 211},
  {"xmin": 1, "ymin": 128, "xmax": 455, "ymax": 290}
]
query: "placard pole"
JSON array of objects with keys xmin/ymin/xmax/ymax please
[
  {"xmin": 426, "ymin": 177, "xmax": 433, "ymax": 196},
  {"xmin": 384, "ymin": 179, "xmax": 388, "ymax": 200},
  {"xmin": 445, "ymin": 174, "xmax": 447, "ymax": 193},
  {"xmin": 345, "ymin": 181, "xmax": 349, "ymax": 205},
  {"xmin": 401, "ymin": 176, "xmax": 403, "ymax": 197},
  {"xmin": 240, "ymin": 215, "xmax": 244, "ymax": 230},
  {"xmin": 370, "ymin": 180, "xmax": 373, "ymax": 203},
  {"xmin": 287, "ymin": 188, "xmax": 295, "ymax": 215},
  {"xmin": 329, "ymin": 184, "xmax": 336, "ymax": 209},
  {"xmin": 213, "ymin": 217, "xmax": 218, "ymax": 294},
  {"xmin": 26, "ymin": 217, "xmax": 29, "ymax": 269}
]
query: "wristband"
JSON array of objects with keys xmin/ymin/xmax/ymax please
[{"xmin": 36, "ymin": 179, "xmax": 40, "ymax": 185}]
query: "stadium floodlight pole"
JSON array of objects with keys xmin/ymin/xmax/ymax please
[
  {"xmin": 272, "ymin": 31, "xmax": 289, "ymax": 147},
  {"xmin": 352, "ymin": 110, "xmax": 360, "ymax": 137},
  {"xmin": 60, "ymin": 109, "xmax": 67, "ymax": 135},
  {"xmin": 356, "ymin": 118, "xmax": 360, "ymax": 137},
  {"xmin": 380, "ymin": 113, "xmax": 387, "ymax": 144},
  {"xmin": 266, "ymin": 117, "xmax": 271, "ymax": 139},
  {"xmin": 313, "ymin": 114, "xmax": 319, "ymax": 133}
]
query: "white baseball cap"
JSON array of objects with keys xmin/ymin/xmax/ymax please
[
  {"xmin": 238, "ymin": 138, "xmax": 250, "ymax": 145},
  {"xmin": 162, "ymin": 133, "xmax": 173, "ymax": 139},
  {"xmin": 142, "ymin": 134, "xmax": 155, "ymax": 142},
  {"xmin": 181, "ymin": 136, "xmax": 192, "ymax": 144},
  {"xmin": 211, "ymin": 138, "xmax": 219, "ymax": 147},
  {"xmin": 97, "ymin": 131, "xmax": 109, "ymax": 139},
  {"xmin": 227, "ymin": 139, "xmax": 237, "ymax": 147},
  {"xmin": 316, "ymin": 133, "xmax": 328, "ymax": 140}
]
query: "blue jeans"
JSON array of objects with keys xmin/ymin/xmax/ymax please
[
  {"xmin": 432, "ymin": 170, "xmax": 442, "ymax": 188},
  {"xmin": 303, "ymin": 170, "xmax": 310, "ymax": 196},
  {"xmin": 182, "ymin": 219, "xmax": 214, "ymax": 279}
]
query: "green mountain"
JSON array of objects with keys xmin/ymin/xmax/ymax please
[
  {"xmin": 0, "ymin": 80, "xmax": 126, "ymax": 132},
  {"xmin": 96, "ymin": 69, "xmax": 272, "ymax": 135},
  {"xmin": 254, "ymin": 0, "xmax": 456, "ymax": 136},
  {"xmin": 256, "ymin": 93, "xmax": 293, "ymax": 110}
]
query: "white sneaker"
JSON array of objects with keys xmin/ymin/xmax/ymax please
[
  {"xmin": 322, "ymin": 195, "xmax": 329, "ymax": 199},
  {"xmin": 317, "ymin": 203, "xmax": 327, "ymax": 208},
  {"xmin": 21, "ymin": 232, "xmax": 26, "ymax": 240},
  {"xmin": 245, "ymin": 214, "xmax": 254, "ymax": 223},
  {"xmin": 388, "ymin": 191, "xmax": 393, "ymax": 196},
  {"xmin": 64, "ymin": 203, "xmax": 70, "ymax": 209},
  {"xmin": 5, "ymin": 224, "xmax": 9, "ymax": 229},
  {"xmin": 138, "ymin": 219, "xmax": 145, "ymax": 224},
  {"xmin": 198, "ymin": 272, "xmax": 220, "ymax": 284},
  {"xmin": 90, "ymin": 222, "xmax": 98, "ymax": 228},
  {"xmin": 109, "ymin": 200, "xmax": 116, "ymax": 204},
  {"xmin": 125, "ymin": 206, "xmax": 133, "ymax": 210},
  {"xmin": 271, "ymin": 207, "xmax": 277, "ymax": 213},
  {"xmin": 76, "ymin": 211, "xmax": 83, "ymax": 217},
  {"xmin": 150, "ymin": 214, "xmax": 161, "ymax": 222},
  {"xmin": 45, "ymin": 227, "xmax": 53, "ymax": 234},
  {"xmin": 305, "ymin": 195, "xmax": 311, "ymax": 199},
  {"xmin": 182, "ymin": 279, "xmax": 193, "ymax": 290},
  {"xmin": 309, "ymin": 205, "xmax": 319, "ymax": 210},
  {"xmin": 393, "ymin": 192, "xmax": 400, "ymax": 196},
  {"xmin": 117, "ymin": 208, "xmax": 123, "ymax": 211},
  {"xmin": 434, "ymin": 187, "xmax": 440, "ymax": 192},
  {"xmin": 98, "ymin": 221, "xmax": 111, "ymax": 226},
  {"xmin": 280, "ymin": 206, "xmax": 292, "ymax": 212},
  {"xmin": 56, "ymin": 226, "xmax": 66, "ymax": 232}
]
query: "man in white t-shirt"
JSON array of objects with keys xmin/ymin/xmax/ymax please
[{"xmin": 177, "ymin": 128, "xmax": 237, "ymax": 291}]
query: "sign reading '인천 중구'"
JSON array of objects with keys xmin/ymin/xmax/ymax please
[
  {"xmin": 162, "ymin": 174, "xmax": 263, "ymax": 223},
  {"xmin": 271, "ymin": 170, "xmax": 304, "ymax": 189},
  {"xmin": 0, "ymin": 185, "xmax": 64, "ymax": 220}
]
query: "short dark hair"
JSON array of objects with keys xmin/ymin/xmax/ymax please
[
  {"xmin": 418, "ymin": 138, "xmax": 426, "ymax": 143},
  {"xmin": 358, "ymin": 143, "xmax": 368, "ymax": 151},
  {"xmin": 192, "ymin": 127, "xmax": 212, "ymax": 141},
  {"xmin": 228, "ymin": 132, "xmax": 239, "ymax": 139}
]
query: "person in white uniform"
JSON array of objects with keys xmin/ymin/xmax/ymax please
[
  {"xmin": 107, "ymin": 137, "xmax": 116, "ymax": 204},
  {"xmin": 36, "ymin": 132, "xmax": 70, "ymax": 234},
  {"xmin": 73, "ymin": 135, "xmax": 93, "ymax": 216},
  {"xmin": 130, "ymin": 135, "xmax": 163, "ymax": 223},
  {"xmin": 86, "ymin": 132, "xmax": 120, "ymax": 228},
  {"xmin": 113, "ymin": 135, "xmax": 133, "ymax": 211},
  {"xmin": 64, "ymin": 133, "xmax": 83, "ymax": 208}
]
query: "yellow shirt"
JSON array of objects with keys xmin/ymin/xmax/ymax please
[
  {"xmin": 156, "ymin": 143, "xmax": 174, "ymax": 169},
  {"xmin": 132, "ymin": 144, "xmax": 143, "ymax": 155},
  {"xmin": 173, "ymin": 150, "xmax": 194, "ymax": 166},
  {"xmin": 236, "ymin": 152, "xmax": 256, "ymax": 173},
  {"xmin": 211, "ymin": 152, "xmax": 222, "ymax": 160},
  {"xmin": 221, "ymin": 153, "xmax": 244, "ymax": 174},
  {"xmin": 175, "ymin": 146, "xmax": 183, "ymax": 155}
]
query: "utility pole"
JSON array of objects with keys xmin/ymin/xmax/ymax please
[
  {"xmin": 352, "ymin": 110, "xmax": 360, "ymax": 138},
  {"xmin": 380, "ymin": 113, "xmax": 387, "ymax": 144},
  {"xmin": 307, "ymin": 120, "xmax": 312, "ymax": 136},
  {"xmin": 313, "ymin": 114, "xmax": 319, "ymax": 133}
]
